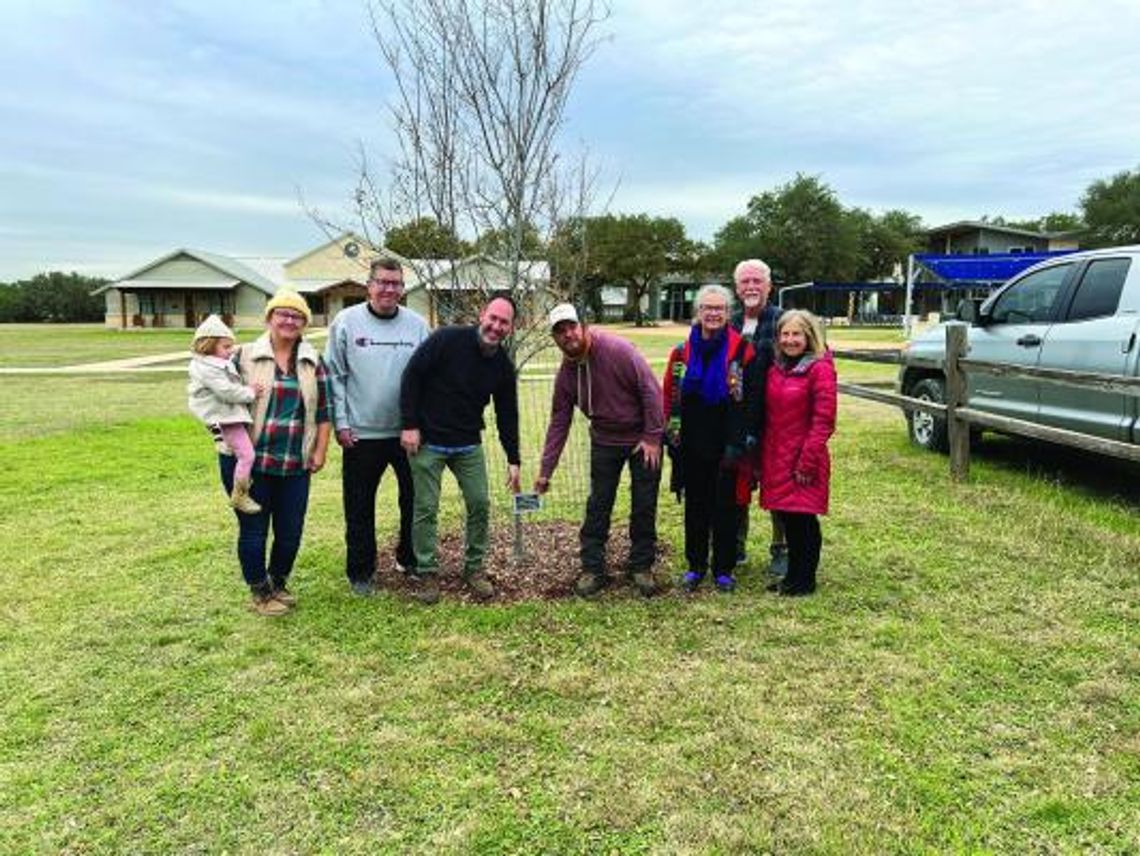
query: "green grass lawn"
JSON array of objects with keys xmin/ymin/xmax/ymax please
[{"xmin": 2, "ymin": 325, "xmax": 1139, "ymax": 852}]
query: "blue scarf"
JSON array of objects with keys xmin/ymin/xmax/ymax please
[{"xmin": 681, "ymin": 325, "xmax": 729, "ymax": 403}]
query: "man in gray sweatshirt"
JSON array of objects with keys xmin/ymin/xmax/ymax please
[
  {"xmin": 535, "ymin": 304, "xmax": 664, "ymax": 597},
  {"xmin": 324, "ymin": 257, "xmax": 430, "ymax": 595}
]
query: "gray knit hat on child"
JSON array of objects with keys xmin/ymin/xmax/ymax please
[{"xmin": 192, "ymin": 314, "xmax": 235, "ymax": 343}]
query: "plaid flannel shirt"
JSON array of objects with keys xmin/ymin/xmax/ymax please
[{"xmin": 252, "ymin": 361, "xmax": 332, "ymax": 476}]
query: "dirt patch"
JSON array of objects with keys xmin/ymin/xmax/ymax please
[{"xmin": 374, "ymin": 519, "xmax": 672, "ymax": 604}]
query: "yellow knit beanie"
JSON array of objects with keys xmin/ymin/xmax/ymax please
[{"xmin": 265, "ymin": 289, "xmax": 312, "ymax": 323}]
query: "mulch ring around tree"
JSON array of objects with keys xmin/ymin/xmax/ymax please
[{"xmin": 374, "ymin": 520, "xmax": 672, "ymax": 604}]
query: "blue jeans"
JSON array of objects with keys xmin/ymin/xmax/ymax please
[{"xmin": 219, "ymin": 455, "xmax": 311, "ymax": 588}]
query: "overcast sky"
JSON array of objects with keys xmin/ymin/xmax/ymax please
[{"xmin": 2, "ymin": 0, "xmax": 1138, "ymax": 281}]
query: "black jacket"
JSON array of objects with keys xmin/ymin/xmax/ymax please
[{"xmin": 399, "ymin": 325, "xmax": 520, "ymax": 463}]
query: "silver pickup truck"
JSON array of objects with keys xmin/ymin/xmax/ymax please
[{"xmin": 898, "ymin": 245, "xmax": 1140, "ymax": 452}]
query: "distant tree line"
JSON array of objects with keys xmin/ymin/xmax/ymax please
[
  {"xmin": 7, "ymin": 166, "xmax": 1137, "ymax": 324},
  {"xmin": 375, "ymin": 165, "xmax": 1140, "ymax": 323},
  {"xmin": 0, "ymin": 272, "xmax": 107, "ymax": 322}
]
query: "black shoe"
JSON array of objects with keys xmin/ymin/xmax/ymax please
[
  {"xmin": 350, "ymin": 580, "xmax": 375, "ymax": 597},
  {"xmin": 776, "ymin": 582, "xmax": 815, "ymax": 597}
]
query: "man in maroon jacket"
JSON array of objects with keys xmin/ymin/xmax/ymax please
[{"xmin": 534, "ymin": 304, "xmax": 664, "ymax": 597}]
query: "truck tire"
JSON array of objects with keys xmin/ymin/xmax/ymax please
[{"xmin": 907, "ymin": 377, "xmax": 949, "ymax": 453}]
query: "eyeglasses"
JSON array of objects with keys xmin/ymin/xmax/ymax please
[
  {"xmin": 737, "ymin": 277, "xmax": 767, "ymax": 285},
  {"xmin": 699, "ymin": 305, "xmax": 727, "ymax": 313},
  {"xmin": 273, "ymin": 311, "xmax": 306, "ymax": 323},
  {"xmin": 369, "ymin": 278, "xmax": 404, "ymax": 291}
]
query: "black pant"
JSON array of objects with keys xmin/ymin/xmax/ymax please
[
  {"xmin": 581, "ymin": 442, "xmax": 661, "ymax": 574},
  {"xmin": 775, "ymin": 511, "xmax": 821, "ymax": 593},
  {"xmin": 342, "ymin": 438, "xmax": 415, "ymax": 582},
  {"xmin": 682, "ymin": 449, "xmax": 738, "ymax": 575}
]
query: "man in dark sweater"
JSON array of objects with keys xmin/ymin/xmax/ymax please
[
  {"xmin": 400, "ymin": 293, "xmax": 521, "ymax": 604},
  {"xmin": 535, "ymin": 304, "xmax": 664, "ymax": 597},
  {"xmin": 730, "ymin": 258, "xmax": 787, "ymax": 579}
]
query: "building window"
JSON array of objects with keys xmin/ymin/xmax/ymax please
[{"xmin": 137, "ymin": 293, "xmax": 155, "ymax": 315}]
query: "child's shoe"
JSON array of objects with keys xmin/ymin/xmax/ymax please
[{"xmin": 230, "ymin": 477, "xmax": 262, "ymax": 514}]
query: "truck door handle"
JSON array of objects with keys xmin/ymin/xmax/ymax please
[{"xmin": 1016, "ymin": 334, "xmax": 1042, "ymax": 347}]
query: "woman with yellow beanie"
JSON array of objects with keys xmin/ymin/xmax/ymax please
[{"xmin": 215, "ymin": 290, "xmax": 332, "ymax": 616}]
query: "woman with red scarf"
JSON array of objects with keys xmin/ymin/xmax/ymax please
[{"xmin": 663, "ymin": 284, "xmax": 767, "ymax": 593}]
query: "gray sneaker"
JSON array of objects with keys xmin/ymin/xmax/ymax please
[
  {"xmin": 464, "ymin": 571, "xmax": 495, "ymax": 601},
  {"xmin": 767, "ymin": 544, "xmax": 789, "ymax": 580},
  {"xmin": 575, "ymin": 572, "xmax": 609, "ymax": 597}
]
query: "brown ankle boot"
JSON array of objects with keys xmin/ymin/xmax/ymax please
[
  {"xmin": 249, "ymin": 583, "xmax": 289, "ymax": 616},
  {"xmin": 230, "ymin": 477, "xmax": 262, "ymax": 514}
]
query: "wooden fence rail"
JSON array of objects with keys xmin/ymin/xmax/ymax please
[{"xmin": 833, "ymin": 322, "xmax": 1140, "ymax": 480}]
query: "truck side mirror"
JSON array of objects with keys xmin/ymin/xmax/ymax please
[
  {"xmin": 956, "ymin": 297, "xmax": 986, "ymax": 326},
  {"xmin": 955, "ymin": 298, "xmax": 976, "ymax": 324}
]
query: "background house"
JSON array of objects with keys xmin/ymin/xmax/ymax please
[
  {"xmin": 96, "ymin": 234, "xmax": 552, "ymax": 329},
  {"xmin": 404, "ymin": 255, "xmax": 552, "ymax": 326},
  {"xmin": 94, "ymin": 249, "xmax": 284, "ymax": 330},
  {"xmin": 924, "ymin": 220, "xmax": 1081, "ymax": 255}
]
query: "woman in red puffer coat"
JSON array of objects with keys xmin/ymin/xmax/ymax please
[{"xmin": 760, "ymin": 309, "xmax": 837, "ymax": 596}]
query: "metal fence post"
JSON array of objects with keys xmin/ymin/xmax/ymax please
[{"xmin": 945, "ymin": 322, "xmax": 969, "ymax": 481}]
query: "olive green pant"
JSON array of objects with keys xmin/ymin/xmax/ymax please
[{"xmin": 409, "ymin": 446, "xmax": 489, "ymax": 575}]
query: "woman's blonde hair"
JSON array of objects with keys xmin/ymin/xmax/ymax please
[{"xmin": 776, "ymin": 309, "xmax": 826, "ymax": 356}]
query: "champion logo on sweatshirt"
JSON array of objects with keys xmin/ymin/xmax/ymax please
[{"xmin": 353, "ymin": 337, "xmax": 418, "ymax": 349}]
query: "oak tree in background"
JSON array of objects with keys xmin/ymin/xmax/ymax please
[
  {"xmin": 848, "ymin": 208, "xmax": 925, "ymax": 281},
  {"xmin": 713, "ymin": 173, "xmax": 860, "ymax": 286},
  {"xmin": 382, "ymin": 217, "xmax": 469, "ymax": 259},
  {"xmin": 1080, "ymin": 166, "xmax": 1140, "ymax": 247},
  {"xmin": 556, "ymin": 214, "xmax": 695, "ymax": 326},
  {"xmin": 473, "ymin": 222, "xmax": 545, "ymax": 259}
]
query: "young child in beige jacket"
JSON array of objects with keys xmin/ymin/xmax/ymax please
[{"xmin": 187, "ymin": 315, "xmax": 264, "ymax": 513}]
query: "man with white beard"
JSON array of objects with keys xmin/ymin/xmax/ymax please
[{"xmin": 730, "ymin": 258, "xmax": 787, "ymax": 580}]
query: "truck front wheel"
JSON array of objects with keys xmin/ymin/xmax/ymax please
[{"xmin": 907, "ymin": 377, "xmax": 949, "ymax": 452}]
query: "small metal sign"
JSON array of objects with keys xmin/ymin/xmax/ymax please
[{"xmin": 513, "ymin": 492, "xmax": 542, "ymax": 514}]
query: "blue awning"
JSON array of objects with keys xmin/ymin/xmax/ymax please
[
  {"xmin": 810, "ymin": 281, "xmax": 904, "ymax": 292},
  {"xmin": 913, "ymin": 250, "xmax": 1076, "ymax": 284}
]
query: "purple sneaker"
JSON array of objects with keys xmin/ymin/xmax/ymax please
[{"xmin": 681, "ymin": 571, "xmax": 704, "ymax": 592}]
